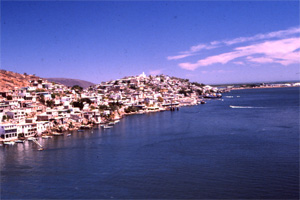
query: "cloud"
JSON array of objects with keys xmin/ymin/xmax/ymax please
[
  {"xmin": 223, "ymin": 26, "xmax": 300, "ymax": 45},
  {"xmin": 201, "ymin": 70, "xmax": 233, "ymax": 74},
  {"xmin": 167, "ymin": 54, "xmax": 192, "ymax": 60},
  {"xmin": 233, "ymin": 61, "xmax": 245, "ymax": 65},
  {"xmin": 246, "ymin": 56, "xmax": 274, "ymax": 64},
  {"xmin": 167, "ymin": 26, "xmax": 300, "ymax": 61},
  {"xmin": 149, "ymin": 69, "xmax": 164, "ymax": 75},
  {"xmin": 167, "ymin": 43, "xmax": 218, "ymax": 60},
  {"xmin": 178, "ymin": 37, "xmax": 300, "ymax": 70}
]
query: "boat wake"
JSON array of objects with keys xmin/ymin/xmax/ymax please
[{"xmin": 229, "ymin": 105, "xmax": 267, "ymax": 109}]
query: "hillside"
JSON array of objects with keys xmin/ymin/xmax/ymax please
[
  {"xmin": 46, "ymin": 78, "xmax": 95, "ymax": 88},
  {"xmin": 0, "ymin": 70, "xmax": 41, "ymax": 91}
]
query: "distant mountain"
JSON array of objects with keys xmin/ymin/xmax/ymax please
[{"xmin": 46, "ymin": 78, "xmax": 95, "ymax": 88}]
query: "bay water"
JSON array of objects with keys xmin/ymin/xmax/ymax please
[{"xmin": 1, "ymin": 87, "xmax": 299, "ymax": 199}]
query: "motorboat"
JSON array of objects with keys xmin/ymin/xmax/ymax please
[
  {"xmin": 15, "ymin": 140, "xmax": 25, "ymax": 143},
  {"xmin": 42, "ymin": 135, "xmax": 52, "ymax": 139},
  {"xmin": 4, "ymin": 141, "xmax": 15, "ymax": 145},
  {"xmin": 103, "ymin": 125, "xmax": 113, "ymax": 129},
  {"xmin": 27, "ymin": 137, "xmax": 36, "ymax": 141},
  {"xmin": 52, "ymin": 132, "xmax": 63, "ymax": 136}
]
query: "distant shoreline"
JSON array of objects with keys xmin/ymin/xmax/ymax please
[{"xmin": 231, "ymin": 86, "xmax": 300, "ymax": 90}]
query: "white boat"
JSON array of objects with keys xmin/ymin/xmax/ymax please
[
  {"xmin": 103, "ymin": 125, "xmax": 113, "ymax": 129},
  {"xmin": 67, "ymin": 134, "xmax": 71, "ymax": 137},
  {"xmin": 42, "ymin": 135, "xmax": 52, "ymax": 139},
  {"xmin": 4, "ymin": 141, "xmax": 15, "ymax": 145},
  {"xmin": 15, "ymin": 140, "xmax": 25, "ymax": 143},
  {"xmin": 52, "ymin": 132, "xmax": 63, "ymax": 136},
  {"xmin": 27, "ymin": 137, "xmax": 36, "ymax": 141}
]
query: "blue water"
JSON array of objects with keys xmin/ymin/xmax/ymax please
[{"xmin": 1, "ymin": 87, "xmax": 299, "ymax": 199}]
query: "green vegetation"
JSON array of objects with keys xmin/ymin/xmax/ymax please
[
  {"xmin": 192, "ymin": 82, "xmax": 205, "ymax": 87},
  {"xmin": 99, "ymin": 105, "xmax": 109, "ymax": 110},
  {"xmin": 6, "ymin": 95, "xmax": 12, "ymax": 100},
  {"xmin": 35, "ymin": 89, "xmax": 46, "ymax": 92},
  {"xmin": 72, "ymin": 101, "xmax": 84, "ymax": 110},
  {"xmin": 46, "ymin": 100, "xmax": 54, "ymax": 108},
  {"xmin": 71, "ymin": 85, "xmax": 83, "ymax": 92},
  {"xmin": 39, "ymin": 95, "xmax": 45, "ymax": 105},
  {"xmin": 2, "ymin": 115, "xmax": 7, "ymax": 122},
  {"xmin": 124, "ymin": 106, "xmax": 140, "ymax": 113},
  {"xmin": 157, "ymin": 96, "xmax": 164, "ymax": 102},
  {"xmin": 72, "ymin": 98, "xmax": 92, "ymax": 110}
]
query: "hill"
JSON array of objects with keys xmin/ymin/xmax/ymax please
[
  {"xmin": 46, "ymin": 78, "xmax": 95, "ymax": 88},
  {"xmin": 0, "ymin": 70, "xmax": 41, "ymax": 91}
]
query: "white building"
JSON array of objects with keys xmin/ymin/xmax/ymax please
[
  {"xmin": 0, "ymin": 124, "xmax": 18, "ymax": 142},
  {"xmin": 6, "ymin": 109, "xmax": 26, "ymax": 122}
]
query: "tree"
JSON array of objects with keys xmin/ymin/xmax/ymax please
[
  {"xmin": 99, "ymin": 105, "xmax": 109, "ymax": 110},
  {"xmin": 192, "ymin": 82, "xmax": 205, "ymax": 87},
  {"xmin": 46, "ymin": 100, "xmax": 54, "ymax": 108},
  {"xmin": 6, "ymin": 95, "xmax": 12, "ymax": 100},
  {"xmin": 2, "ymin": 115, "xmax": 7, "ymax": 122},
  {"xmin": 72, "ymin": 101, "xmax": 84, "ymax": 110},
  {"xmin": 158, "ymin": 96, "xmax": 164, "ymax": 102},
  {"xmin": 124, "ymin": 106, "xmax": 139, "ymax": 113},
  {"xmin": 71, "ymin": 85, "xmax": 83, "ymax": 92},
  {"xmin": 39, "ymin": 95, "xmax": 45, "ymax": 105},
  {"xmin": 178, "ymin": 89, "xmax": 188, "ymax": 96},
  {"xmin": 81, "ymin": 98, "xmax": 92, "ymax": 104},
  {"xmin": 36, "ymin": 89, "xmax": 46, "ymax": 92}
]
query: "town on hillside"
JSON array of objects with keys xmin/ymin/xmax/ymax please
[{"xmin": 0, "ymin": 72, "xmax": 228, "ymax": 144}]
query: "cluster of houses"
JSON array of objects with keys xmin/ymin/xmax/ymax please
[{"xmin": 0, "ymin": 72, "xmax": 223, "ymax": 143}]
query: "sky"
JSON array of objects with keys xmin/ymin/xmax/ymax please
[{"xmin": 1, "ymin": 0, "xmax": 299, "ymax": 84}]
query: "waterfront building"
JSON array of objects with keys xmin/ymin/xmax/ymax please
[{"xmin": 0, "ymin": 124, "xmax": 18, "ymax": 142}]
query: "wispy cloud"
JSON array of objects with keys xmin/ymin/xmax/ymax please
[
  {"xmin": 223, "ymin": 26, "xmax": 300, "ymax": 45},
  {"xmin": 167, "ymin": 54, "xmax": 193, "ymax": 60},
  {"xmin": 149, "ymin": 69, "xmax": 164, "ymax": 75},
  {"xmin": 167, "ymin": 26, "xmax": 300, "ymax": 61},
  {"xmin": 201, "ymin": 70, "xmax": 233, "ymax": 74},
  {"xmin": 233, "ymin": 61, "xmax": 245, "ymax": 65},
  {"xmin": 178, "ymin": 37, "xmax": 300, "ymax": 70},
  {"xmin": 167, "ymin": 44, "xmax": 218, "ymax": 60}
]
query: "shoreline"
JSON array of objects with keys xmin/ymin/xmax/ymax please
[
  {"xmin": 0, "ymin": 102, "xmax": 199, "ymax": 145},
  {"xmin": 230, "ymin": 86, "xmax": 299, "ymax": 90}
]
